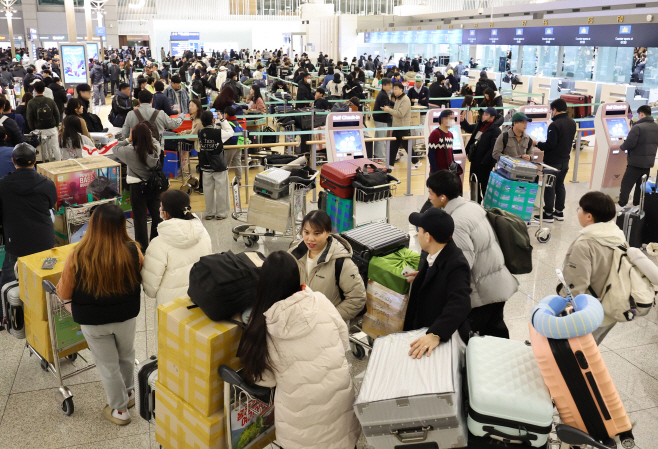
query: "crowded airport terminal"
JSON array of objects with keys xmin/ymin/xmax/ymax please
[{"xmin": 0, "ymin": 0, "xmax": 657, "ymax": 448}]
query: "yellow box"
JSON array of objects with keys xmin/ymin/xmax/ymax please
[
  {"xmin": 155, "ymin": 380, "xmax": 227, "ymax": 449},
  {"xmin": 158, "ymin": 297, "xmax": 242, "ymax": 417},
  {"xmin": 18, "ymin": 244, "xmax": 77, "ymax": 322},
  {"xmin": 24, "ymin": 315, "xmax": 87, "ymax": 363},
  {"xmin": 362, "ymin": 280, "xmax": 409, "ymax": 339}
]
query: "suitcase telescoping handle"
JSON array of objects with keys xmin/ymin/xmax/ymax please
[
  {"xmin": 391, "ymin": 425, "xmax": 432, "ymax": 443},
  {"xmin": 555, "ymin": 424, "xmax": 619, "ymax": 449},
  {"xmin": 555, "ymin": 269, "xmax": 583, "ymax": 313},
  {"xmin": 482, "ymin": 426, "xmax": 537, "ymax": 445}
]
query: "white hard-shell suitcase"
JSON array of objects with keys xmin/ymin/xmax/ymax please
[
  {"xmin": 253, "ymin": 167, "xmax": 291, "ymax": 199},
  {"xmin": 354, "ymin": 329, "xmax": 468, "ymax": 449},
  {"xmin": 466, "ymin": 336, "xmax": 553, "ymax": 447}
]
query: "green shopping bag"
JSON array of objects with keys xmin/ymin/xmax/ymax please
[{"xmin": 368, "ymin": 248, "xmax": 420, "ymax": 295}]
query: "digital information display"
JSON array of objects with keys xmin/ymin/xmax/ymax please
[
  {"xmin": 171, "ymin": 42, "xmax": 202, "ymax": 57},
  {"xmin": 364, "ymin": 29, "xmax": 462, "ymax": 45},
  {"xmin": 86, "ymin": 43, "xmax": 99, "ymax": 61},
  {"xmin": 61, "ymin": 45, "xmax": 88, "ymax": 85},
  {"xmin": 526, "ymin": 122, "xmax": 549, "ymax": 143},
  {"xmin": 333, "ymin": 130, "xmax": 363, "ymax": 155},
  {"xmin": 606, "ymin": 118, "xmax": 629, "ymax": 139},
  {"xmin": 171, "ymin": 32, "xmax": 200, "ymax": 41}
]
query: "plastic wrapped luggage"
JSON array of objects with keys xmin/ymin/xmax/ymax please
[
  {"xmin": 529, "ymin": 325, "xmax": 634, "ymax": 448},
  {"xmin": 253, "ymin": 167, "xmax": 291, "ymax": 199},
  {"xmin": 466, "ymin": 336, "xmax": 553, "ymax": 447},
  {"xmin": 320, "ymin": 158, "xmax": 386, "ymax": 199},
  {"xmin": 642, "ymin": 179, "xmax": 658, "ymax": 245},
  {"xmin": 354, "ymin": 329, "xmax": 468, "ymax": 449},
  {"xmin": 134, "ymin": 355, "xmax": 158, "ymax": 423},
  {"xmin": 496, "ymin": 156, "xmax": 538, "ymax": 183},
  {"xmin": 560, "ymin": 94, "xmax": 593, "ymax": 119}
]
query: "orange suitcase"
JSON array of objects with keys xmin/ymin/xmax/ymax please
[{"xmin": 528, "ymin": 324, "xmax": 634, "ymax": 448}]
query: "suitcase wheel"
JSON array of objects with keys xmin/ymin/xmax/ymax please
[
  {"xmin": 40, "ymin": 359, "xmax": 49, "ymax": 371},
  {"xmin": 351, "ymin": 343, "xmax": 366, "ymax": 360},
  {"xmin": 66, "ymin": 353, "xmax": 77, "ymax": 362},
  {"xmin": 179, "ymin": 184, "xmax": 193, "ymax": 195},
  {"xmin": 536, "ymin": 228, "xmax": 551, "ymax": 243},
  {"xmin": 188, "ymin": 177, "xmax": 199, "ymax": 188}
]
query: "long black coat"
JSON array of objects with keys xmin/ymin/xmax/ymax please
[{"xmin": 461, "ymin": 114, "xmax": 504, "ymax": 168}]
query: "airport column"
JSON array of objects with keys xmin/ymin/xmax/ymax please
[
  {"xmin": 84, "ymin": 0, "xmax": 94, "ymax": 45},
  {"xmin": 64, "ymin": 0, "xmax": 77, "ymax": 43},
  {"xmin": 0, "ymin": 0, "xmax": 18, "ymax": 58}
]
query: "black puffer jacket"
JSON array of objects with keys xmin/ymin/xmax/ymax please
[
  {"xmin": 461, "ymin": 114, "xmax": 504, "ymax": 167},
  {"xmin": 620, "ymin": 116, "xmax": 658, "ymax": 168},
  {"xmin": 537, "ymin": 112, "xmax": 577, "ymax": 165}
]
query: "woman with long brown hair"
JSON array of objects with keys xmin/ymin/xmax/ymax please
[
  {"xmin": 113, "ymin": 122, "xmax": 162, "ymax": 251},
  {"xmin": 211, "ymin": 85, "xmax": 236, "ymax": 114},
  {"xmin": 57, "ymin": 203, "xmax": 143, "ymax": 426},
  {"xmin": 181, "ymin": 98, "xmax": 204, "ymax": 172}
]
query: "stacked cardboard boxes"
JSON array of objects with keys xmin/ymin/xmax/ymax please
[
  {"xmin": 483, "ymin": 171, "xmax": 538, "ymax": 222},
  {"xmin": 156, "ymin": 296, "xmax": 276, "ymax": 449},
  {"xmin": 17, "ymin": 244, "xmax": 88, "ymax": 363}
]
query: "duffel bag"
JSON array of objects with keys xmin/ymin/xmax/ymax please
[{"xmin": 187, "ymin": 251, "xmax": 266, "ymax": 321}]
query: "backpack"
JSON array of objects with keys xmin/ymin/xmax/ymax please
[
  {"xmin": 187, "ymin": 251, "xmax": 266, "ymax": 321},
  {"xmin": 331, "ymin": 101, "xmax": 351, "ymax": 113},
  {"xmin": 35, "ymin": 100, "xmax": 54, "ymax": 129},
  {"xmin": 229, "ymin": 121, "xmax": 245, "ymax": 146},
  {"xmin": 190, "ymin": 79, "xmax": 205, "ymax": 100},
  {"xmin": 589, "ymin": 243, "xmax": 656, "ymax": 322},
  {"xmin": 86, "ymin": 113, "xmax": 104, "ymax": 132},
  {"xmin": 137, "ymin": 160, "xmax": 169, "ymax": 198},
  {"xmin": 485, "ymin": 208, "xmax": 533, "ymax": 275},
  {"xmin": 134, "ymin": 109, "xmax": 161, "ymax": 141},
  {"xmin": 502, "ymin": 132, "xmax": 533, "ymax": 154}
]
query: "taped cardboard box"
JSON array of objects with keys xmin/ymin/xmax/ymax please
[
  {"xmin": 247, "ymin": 193, "xmax": 290, "ymax": 233},
  {"xmin": 37, "ymin": 156, "xmax": 121, "ymax": 210},
  {"xmin": 155, "ymin": 380, "xmax": 227, "ymax": 449},
  {"xmin": 18, "ymin": 244, "xmax": 77, "ymax": 322},
  {"xmin": 158, "ymin": 296, "xmax": 242, "ymax": 416},
  {"xmin": 24, "ymin": 314, "xmax": 87, "ymax": 363},
  {"xmin": 362, "ymin": 280, "xmax": 409, "ymax": 339}
]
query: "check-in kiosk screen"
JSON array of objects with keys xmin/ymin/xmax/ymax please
[
  {"xmin": 449, "ymin": 125, "xmax": 462, "ymax": 153},
  {"xmin": 606, "ymin": 118, "xmax": 629, "ymax": 139},
  {"xmin": 526, "ymin": 122, "xmax": 548, "ymax": 142},
  {"xmin": 333, "ymin": 130, "xmax": 363, "ymax": 155}
]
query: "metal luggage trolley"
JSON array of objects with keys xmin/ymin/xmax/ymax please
[
  {"xmin": 33, "ymin": 281, "xmax": 96, "ymax": 416},
  {"xmin": 218, "ymin": 365, "xmax": 278, "ymax": 449},
  {"xmin": 352, "ymin": 174, "xmax": 400, "ymax": 228},
  {"xmin": 232, "ymin": 171, "xmax": 318, "ymax": 247},
  {"xmin": 173, "ymin": 140, "xmax": 200, "ymax": 195},
  {"xmin": 528, "ymin": 163, "xmax": 559, "ymax": 244}
]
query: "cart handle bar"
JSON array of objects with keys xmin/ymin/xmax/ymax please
[
  {"xmin": 43, "ymin": 280, "xmax": 56, "ymax": 294},
  {"xmin": 306, "ymin": 137, "xmax": 395, "ymax": 146},
  {"xmin": 218, "ymin": 364, "xmax": 272, "ymax": 401},
  {"xmin": 401, "ymin": 136, "xmax": 425, "ymax": 141}
]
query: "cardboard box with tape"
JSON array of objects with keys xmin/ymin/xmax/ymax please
[{"xmin": 361, "ymin": 280, "xmax": 409, "ymax": 339}]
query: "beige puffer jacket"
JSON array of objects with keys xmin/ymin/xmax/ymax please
[
  {"xmin": 257, "ymin": 287, "xmax": 361, "ymax": 449},
  {"xmin": 560, "ymin": 221, "xmax": 627, "ymax": 326},
  {"xmin": 289, "ymin": 234, "xmax": 366, "ymax": 321},
  {"xmin": 389, "ymin": 93, "xmax": 411, "ymax": 128}
]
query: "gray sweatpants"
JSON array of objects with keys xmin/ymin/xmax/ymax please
[
  {"xmin": 202, "ymin": 170, "xmax": 229, "ymax": 218},
  {"xmin": 38, "ymin": 127, "xmax": 62, "ymax": 162},
  {"xmin": 93, "ymin": 83, "xmax": 106, "ymax": 106},
  {"xmin": 80, "ymin": 318, "xmax": 136, "ymax": 410},
  {"xmin": 224, "ymin": 148, "xmax": 243, "ymax": 183},
  {"xmin": 373, "ymin": 121, "xmax": 388, "ymax": 159}
]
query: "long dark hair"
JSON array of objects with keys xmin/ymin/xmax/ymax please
[
  {"xmin": 483, "ymin": 88, "xmax": 496, "ymax": 107},
  {"xmin": 160, "ymin": 190, "xmax": 194, "ymax": 220},
  {"xmin": 240, "ymin": 251, "xmax": 301, "ymax": 384},
  {"xmin": 189, "ymin": 98, "xmax": 203, "ymax": 120},
  {"xmin": 59, "ymin": 114, "xmax": 83, "ymax": 149},
  {"xmin": 65, "ymin": 98, "xmax": 82, "ymax": 116},
  {"xmin": 460, "ymin": 95, "xmax": 474, "ymax": 109},
  {"xmin": 131, "ymin": 122, "xmax": 157, "ymax": 166},
  {"xmin": 212, "ymin": 86, "xmax": 234, "ymax": 112},
  {"xmin": 251, "ymin": 84, "xmax": 262, "ymax": 102}
]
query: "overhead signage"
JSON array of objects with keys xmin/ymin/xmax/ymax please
[
  {"xmin": 364, "ymin": 29, "xmax": 462, "ymax": 45},
  {"xmin": 29, "ymin": 28, "xmax": 37, "ymax": 41},
  {"xmin": 171, "ymin": 32, "xmax": 200, "ymax": 41},
  {"xmin": 96, "ymin": 26, "xmax": 106, "ymax": 37},
  {"xmin": 170, "ymin": 41, "xmax": 202, "ymax": 57}
]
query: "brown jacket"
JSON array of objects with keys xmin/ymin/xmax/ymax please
[{"xmin": 388, "ymin": 93, "xmax": 411, "ymax": 128}]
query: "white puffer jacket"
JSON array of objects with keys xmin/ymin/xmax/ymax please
[
  {"xmin": 444, "ymin": 197, "xmax": 519, "ymax": 308},
  {"xmin": 257, "ymin": 287, "xmax": 361, "ymax": 449},
  {"xmin": 141, "ymin": 217, "xmax": 212, "ymax": 308}
]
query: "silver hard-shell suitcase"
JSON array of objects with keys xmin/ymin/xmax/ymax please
[
  {"xmin": 1, "ymin": 280, "xmax": 25, "ymax": 339},
  {"xmin": 497, "ymin": 156, "xmax": 538, "ymax": 182},
  {"xmin": 253, "ymin": 167, "xmax": 291, "ymax": 199},
  {"xmin": 354, "ymin": 329, "xmax": 467, "ymax": 449}
]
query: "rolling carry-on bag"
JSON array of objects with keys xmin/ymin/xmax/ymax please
[
  {"xmin": 355, "ymin": 329, "xmax": 468, "ymax": 449},
  {"xmin": 253, "ymin": 167, "xmax": 291, "ymax": 199},
  {"xmin": 135, "ymin": 355, "xmax": 158, "ymax": 423},
  {"xmin": 617, "ymin": 175, "xmax": 647, "ymax": 248},
  {"xmin": 529, "ymin": 325, "xmax": 634, "ymax": 448},
  {"xmin": 496, "ymin": 156, "xmax": 538, "ymax": 183},
  {"xmin": 560, "ymin": 94, "xmax": 592, "ymax": 119},
  {"xmin": 295, "ymin": 107, "xmax": 328, "ymax": 130},
  {"xmin": 466, "ymin": 336, "xmax": 553, "ymax": 447},
  {"xmin": 320, "ymin": 158, "xmax": 385, "ymax": 199},
  {"xmin": 642, "ymin": 175, "xmax": 658, "ymax": 245},
  {"xmin": 1, "ymin": 280, "xmax": 25, "ymax": 339}
]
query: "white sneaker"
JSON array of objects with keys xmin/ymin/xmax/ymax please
[
  {"xmin": 112, "ymin": 408, "xmax": 131, "ymax": 421},
  {"xmin": 616, "ymin": 203, "xmax": 628, "ymax": 214},
  {"xmin": 413, "ymin": 162, "xmax": 423, "ymax": 170}
]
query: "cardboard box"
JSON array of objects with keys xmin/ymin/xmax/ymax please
[
  {"xmin": 24, "ymin": 314, "xmax": 87, "ymax": 363},
  {"xmin": 247, "ymin": 193, "xmax": 290, "ymax": 234},
  {"xmin": 362, "ymin": 280, "xmax": 409, "ymax": 339},
  {"xmin": 155, "ymin": 380, "xmax": 227, "ymax": 449},
  {"xmin": 37, "ymin": 156, "xmax": 121, "ymax": 210},
  {"xmin": 18, "ymin": 244, "xmax": 77, "ymax": 322},
  {"xmin": 158, "ymin": 297, "xmax": 242, "ymax": 416}
]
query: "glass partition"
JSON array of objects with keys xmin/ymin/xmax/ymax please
[
  {"xmin": 562, "ymin": 46, "xmax": 595, "ymax": 80},
  {"xmin": 459, "ymin": 44, "xmax": 470, "ymax": 64},
  {"xmin": 509, "ymin": 45, "xmax": 520, "ymax": 72},
  {"xmin": 521, "ymin": 46, "xmax": 537, "ymax": 76},
  {"xmin": 537, "ymin": 46, "xmax": 559, "ymax": 77},
  {"xmin": 643, "ymin": 47, "xmax": 658, "ymax": 89},
  {"xmin": 593, "ymin": 47, "xmax": 634, "ymax": 83}
]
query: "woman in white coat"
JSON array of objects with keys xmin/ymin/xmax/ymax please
[
  {"xmin": 141, "ymin": 190, "xmax": 212, "ymax": 335},
  {"xmin": 240, "ymin": 251, "xmax": 360, "ymax": 449}
]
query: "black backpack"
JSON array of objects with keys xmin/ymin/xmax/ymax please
[
  {"xmin": 134, "ymin": 109, "xmax": 161, "ymax": 141},
  {"xmin": 191, "ymin": 79, "xmax": 205, "ymax": 101},
  {"xmin": 187, "ymin": 251, "xmax": 266, "ymax": 321},
  {"xmin": 137, "ymin": 160, "xmax": 169, "ymax": 198},
  {"xmin": 35, "ymin": 101, "xmax": 54, "ymax": 129}
]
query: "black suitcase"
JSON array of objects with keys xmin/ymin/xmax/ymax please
[
  {"xmin": 465, "ymin": 433, "xmax": 547, "ymax": 448},
  {"xmin": 134, "ymin": 356, "xmax": 158, "ymax": 422},
  {"xmin": 318, "ymin": 190, "xmax": 328, "ymax": 212},
  {"xmin": 617, "ymin": 175, "xmax": 647, "ymax": 248},
  {"xmin": 341, "ymin": 222, "xmax": 410, "ymax": 260},
  {"xmin": 296, "ymin": 108, "xmax": 328, "ymax": 130},
  {"xmin": 642, "ymin": 179, "xmax": 658, "ymax": 245}
]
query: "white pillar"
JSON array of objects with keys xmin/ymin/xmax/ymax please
[
  {"xmin": 6, "ymin": 13, "xmax": 14, "ymax": 59},
  {"xmin": 64, "ymin": 0, "xmax": 77, "ymax": 43},
  {"xmin": 84, "ymin": 0, "xmax": 94, "ymax": 44}
]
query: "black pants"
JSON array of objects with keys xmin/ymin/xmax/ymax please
[
  {"xmin": 130, "ymin": 184, "xmax": 162, "ymax": 252},
  {"xmin": 468, "ymin": 302, "xmax": 509, "ymax": 339},
  {"xmin": 389, "ymin": 129, "xmax": 409, "ymax": 166},
  {"xmin": 471, "ymin": 162, "xmax": 493, "ymax": 204},
  {"xmin": 619, "ymin": 164, "xmax": 651, "ymax": 207},
  {"xmin": 110, "ymin": 79, "xmax": 120, "ymax": 95},
  {"xmin": 543, "ymin": 161, "xmax": 569, "ymax": 214}
]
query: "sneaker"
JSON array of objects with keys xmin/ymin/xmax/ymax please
[
  {"xmin": 216, "ymin": 215, "xmax": 227, "ymax": 220},
  {"xmin": 533, "ymin": 212, "xmax": 554, "ymax": 223},
  {"xmin": 412, "ymin": 162, "xmax": 423, "ymax": 170},
  {"xmin": 553, "ymin": 210, "xmax": 564, "ymax": 221},
  {"xmin": 127, "ymin": 390, "xmax": 135, "ymax": 409},
  {"xmin": 103, "ymin": 405, "xmax": 131, "ymax": 425},
  {"xmin": 205, "ymin": 214, "xmax": 215, "ymax": 220},
  {"xmin": 616, "ymin": 203, "xmax": 628, "ymax": 213}
]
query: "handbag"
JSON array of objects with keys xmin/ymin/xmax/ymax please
[
  {"xmin": 354, "ymin": 163, "xmax": 391, "ymax": 202},
  {"xmin": 138, "ymin": 161, "xmax": 170, "ymax": 197},
  {"xmin": 442, "ymin": 130, "xmax": 463, "ymax": 178}
]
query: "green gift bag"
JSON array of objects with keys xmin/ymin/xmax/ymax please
[{"xmin": 368, "ymin": 248, "xmax": 420, "ymax": 295}]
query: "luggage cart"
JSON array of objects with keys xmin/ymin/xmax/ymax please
[
  {"xmin": 352, "ymin": 176, "xmax": 400, "ymax": 228},
  {"xmin": 175, "ymin": 140, "xmax": 200, "ymax": 195},
  {"xmin": 30, "ymin": 281, "xmax": 96, "ymax": 416},
  {"xmin": 528, "ymin": 163, "xmax": 558, "ymax": 244},
  {"xmin": 232, "ymin": 172, "xmax": 318, "ymax": 247},
  {"xmin": 218, "ymin": 365, "xmax": 278, "ymax": 449}
]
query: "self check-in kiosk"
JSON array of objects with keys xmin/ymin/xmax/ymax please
[
  {"xmin": 590, "ymin": 102, "xmax": 631, "ymax": 196},
  {"xmin": 424, "ymin": 108, "xmax": 466, "ymax": 182},
  {"xmin": 325, "ymin": 112, "xmax": 367, "ymax": 163},
  {"xmin": 520, "ymin": 105, "xmax": 551, "ymax": 163}
]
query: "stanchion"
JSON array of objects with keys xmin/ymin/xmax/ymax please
[
  {"xmin": 406, "ymin": 139, "xmax": 413, "ymax": 196},
  {"xmin": 571, "ymin": 131, "xmax": 582, "ymax": 184},
  {"xmin": 311, "ymin": 143, "xmax": 317, "ymax": 203}
]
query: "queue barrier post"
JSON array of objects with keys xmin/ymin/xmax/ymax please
[
  {"xmin": 406, "ymin": 139, "xmax": 413, "ymax": 196},
  {"xmin": 571, "ymin": 130, "xmax": 583, "ymax": 184}
]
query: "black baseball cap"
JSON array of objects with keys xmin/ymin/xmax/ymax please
[
  {"xmin": 12, "ymin": 143, "xmax": 36, "ymax": 166},
  {"xmin": 409, "ymin": 208, "xmax": 454, "ymax": 242}
]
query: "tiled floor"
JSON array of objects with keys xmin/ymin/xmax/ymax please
[{"xmin": 0, "ymin": 102, "xmax": 656, "ymax": 448}]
